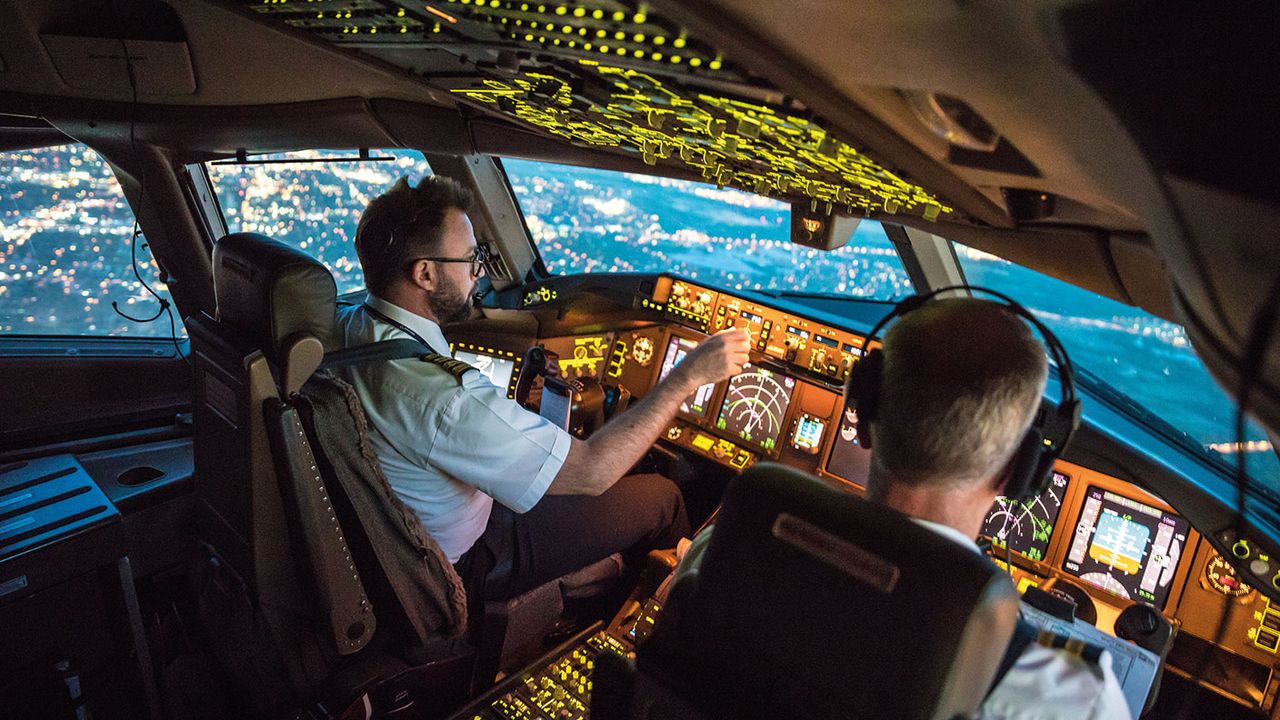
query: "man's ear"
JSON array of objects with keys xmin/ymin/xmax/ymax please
[{"xmin": 407, "ymin": 259, "xmax": 436, "ymax": 292}]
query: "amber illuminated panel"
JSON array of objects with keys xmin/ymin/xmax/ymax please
[{"xmin": 451, "ymin": 61, "xmax": 952, "ymax": 220}]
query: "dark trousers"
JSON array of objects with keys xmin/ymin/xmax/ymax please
[{"xmin": 454, "ymin": 473, "xmax": 690, "ymax": 602}]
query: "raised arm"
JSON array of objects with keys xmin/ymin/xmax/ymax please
[{"xmin": 547, "ymin": 328, "xmax": 750, "ymax": 495}]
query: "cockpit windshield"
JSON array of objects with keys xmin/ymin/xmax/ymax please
[
  {"xmin": 955, "ymin": 245, "xmax": 1279, "ymax": 493},
  {"xmin": 502, "ymin": 158, "xmax": 913, "ymax": 300}
]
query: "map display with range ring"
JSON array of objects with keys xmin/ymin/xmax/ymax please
[
  {"xmin": 715, "ymin": 364, "xmax": 796, "ymax": 451},
  {"xmin": 978, "ymin": 471, "xmax": 1069, "ymax": 562}
]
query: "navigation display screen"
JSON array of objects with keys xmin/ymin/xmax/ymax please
[
  {"xmin": 979, "ymin": 471, "xmax": 1070, "ymax": 562},
  {"xmin": 454, "ymin": 350, "xmax": 516, "ymax": 390},
  {"xmin": 823, "ymin": 406, "xmax": 872, "ymax": 486},
  {"xmin": 715, "ymin": 364, "xmax": 796, "ymax": 452},
  {"xmin": 1063, "ymin": 485, "xmax": 1189, "ymax": 608},
  {"xmin": 659, "ymin": 335, "xmax": 716, "ymax": 419}
]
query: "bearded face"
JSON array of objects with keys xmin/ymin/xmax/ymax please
[{"xmin": 426, "ymin": 266, "xmax": 475, "ymax": 325}]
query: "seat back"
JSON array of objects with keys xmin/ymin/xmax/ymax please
[
  {"xmin": 598, "ymin": 463, "xmax": 1020, "ymax": 720},
  {"xmin": 189, "ymin": 232, "xmax": 428, "ymax": 711}
]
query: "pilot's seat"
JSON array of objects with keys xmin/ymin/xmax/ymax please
[
  {"xmin": 594, "ymin": 463, "xmax": 1022, "ymax": 720},
  {"xmin": 187, "ymin": 232, "xmax": 620, "ymax": 717}
]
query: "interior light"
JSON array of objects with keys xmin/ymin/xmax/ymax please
[
  {"xmin": 562, "ymin": 24, "xmax": 572, "ymax": 32},
  {"xmin": 633, "ymin": 33, "xmax": 645, "ymax": 42},
  {"xmin": 573, "ymin": 6, "xmax": 585, "ymax": 16},
  {"xmin": 709, "ymin": 58, "xmax": 722, "ymax": 70},
  {"xmin": 653, "ymin": 36, "xmax": 665, "ymax": 45},
  {"xmin": 612, "ymin": 10, "xmax": 624, "ymax": 21},
  {"xmin": 614, "ymin": 31, "xmax": 625, "ymax": 40},
  {"xmin": 525, "ymin": 33, "xmax": 534, "ymax": 40},
  {"xmin": 633, "ymin": 49, "xmax": 644, "ymax": 57},
  {"xmin": 592, "ymin": 8, "xmax": 603, "ymax": 19},
  {"xmin": 672, "ymin": 36, "xmax": 686, "ymax": 48},
  {"xmin": 633, "ymin": 12, "xmax": 646, "ymax": 22},
  {"xmin": 670, "ymin": 55, "xmax": 681, "ymax": 63},
  {"xmin": 651, "ymin": 52, "xmax": 662, "ymax": 60},
  {"xmin": 689, "ymin": 57, "xmax": 702, "ymax": 67},
  {"xmin": 599, "ymin": 44, "xmax": 609, "ymax": 52},
  {"xmin": 396, "ymin": 7, "xmax": 404, "ymax": 16},
  {"xmin": 555, "ymin": 5, "xmax": 566, "ymax": 14}
]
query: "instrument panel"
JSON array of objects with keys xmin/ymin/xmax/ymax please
[{"xmin": 460, "ymin": 274, "xmax": 1280, "ymax": 715}]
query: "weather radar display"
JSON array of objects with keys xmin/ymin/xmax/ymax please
[
  {"xmin": 1063, "ymin": 485, "xmax": 1189, "ymax": 609},
  {"xmin": 979, "ymin": 471, "xmax": 1069, "ymax": 562},
  {"xmin": 716, "ymin": 364, "xmax": 796, "ymax": 451}
]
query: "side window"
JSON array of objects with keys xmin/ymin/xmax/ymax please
[
  {"xmin": 207, "ymin": 150, "xmax": 433, "ymax": 296},
  {"xmin": 0, "ymin": 143, "xmax": 177, "ymax": 337},
  {"xmin": 954, "ymin": 244, "xmax": 1279, "ymax": 487}
]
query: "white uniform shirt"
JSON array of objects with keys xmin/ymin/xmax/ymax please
[
  {"xmin": 911, "ymin": 519, "xmax": 1132, "ymax": 720},
  {"xmin": 672, "ymin": 521, "xmax": 1132, "ymax": 720},
  {"xmin": 335, "ymin": 295, "xmax": 572, "ymax": 563}
]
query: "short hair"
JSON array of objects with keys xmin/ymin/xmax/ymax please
[
  {"xmin": 354, "ymin": 175, "xmax": 474, "ymax": 296},
  {"xmin": 870, "ymin": 298, "xmax": 1049, "ymax": 489}
]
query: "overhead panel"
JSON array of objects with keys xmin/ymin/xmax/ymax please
[{"xmin": 238, "ymin": 0, "xmax": 954, "ymax": 222}]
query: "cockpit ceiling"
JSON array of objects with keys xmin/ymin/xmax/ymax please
[{"xmin": 238, "ymin": 0, "xmax": 956, "ymax": 222}]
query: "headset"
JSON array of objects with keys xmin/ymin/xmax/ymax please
[{"xmin": 844, "ymin": 286, "xmax": 1082, "ymax": 503}]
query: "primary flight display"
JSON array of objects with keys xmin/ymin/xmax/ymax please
[{"xmin": 1063, "ymin": 485, "xmax": 1190, "ymax": 609}]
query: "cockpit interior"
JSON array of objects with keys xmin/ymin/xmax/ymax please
[{"xmin": 1, "ymin": 1, "xmax": 1278, "ymax": 718}]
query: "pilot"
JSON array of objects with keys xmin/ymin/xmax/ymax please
[
  {"xmin": 675, "ymin": 298, "xmax": 1130, "ymax": 719},
  {"xmin": 335, "ymin": 175, "xmax": 751, "ymax": 604}
]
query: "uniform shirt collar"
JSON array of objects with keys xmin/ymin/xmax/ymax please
[
  {"xmin": 365, "ymin": 294, "xmax": 451, "ymax": 356},
  {"xmin": 910, "ymin": 516, "xmax": 983, "ymax": 555}
]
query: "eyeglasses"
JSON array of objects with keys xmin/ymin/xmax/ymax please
[{"xmin": 405, "ymin": 245, "xmax": 490, "ymax": 277}]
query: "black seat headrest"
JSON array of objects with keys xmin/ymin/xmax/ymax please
[
  {"xmin": 213, "ymin": 232, "xmax": 338, "ymax": 369},
  {"xmin": 642, "ymin": 463, "xmax": 1019, "ymax": 719}
]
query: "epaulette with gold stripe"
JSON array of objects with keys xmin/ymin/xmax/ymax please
[
  {"xmin": 418, "ymin": 353, "xmax": 475, "ymax": 382},
  {"xmin": 1035, "ymin": 629, "xmax": 1104, "ymax": 666}
]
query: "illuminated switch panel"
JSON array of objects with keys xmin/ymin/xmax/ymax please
[
  {"xmin": 664, "ymin": 281, "xmax": 715, "ymax": 330},
  {"xmin": 1250, "ymin": 598, "xmax": 1280, "ymax": 654},
  {"xmin": 663, "ymin": 422, "xmax": 755, "ymax": 471}
]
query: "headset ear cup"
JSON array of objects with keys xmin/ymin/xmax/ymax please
[
  {"xmin": 1005, "ymin": 428, "xmax": 1044, "ymax": 502},
  {"xmin": 845, "ymin": 349, "xmax": 883, "ymax": 448}
]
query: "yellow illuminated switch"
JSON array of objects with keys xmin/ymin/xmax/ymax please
[
  {"xmin": 730, "ymin": 451, "xmax": 751, "ymax": 469},
  {"xmin": 1016, "ymin": 577, "xmax": 1039, "ymax": 595}
]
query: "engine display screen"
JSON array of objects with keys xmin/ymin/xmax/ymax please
[
  {"xmin": 791, "ymin": 414, "xmax": 825, "ymax": 453},
  {"xmin": 659, "ymin": 335, "xmax": 716, "ymax": 419},
  {"xmin": 1063, "ymin": 485, "xmax": 1189, "ymax": 608},
  {"xmin": 454, "ymin": 350, "xmax": 516, "ymax": 390},
  {"xmin": 715, "ymin": 364, "xmax": 796, "ymax": 452},
  {"xmin": 979, "ymin": 471, "xmax": 1070, "ymax": 563},
  {"xmin": 823, "ymin": 406, "xmax": 872, "ymax": 486}
]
